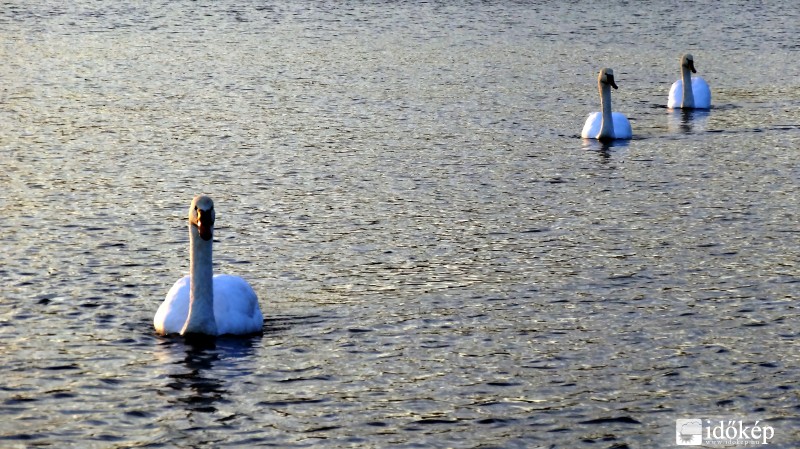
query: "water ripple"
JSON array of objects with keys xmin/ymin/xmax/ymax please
[{"xmin": 1, "ymin": 1, "xmax": 799, "ymax": 448}]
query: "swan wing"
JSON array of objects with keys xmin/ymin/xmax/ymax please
[
  {"xmin": 581, "ymin": 112, "xmax": 602, "ymax": 139},
  {"xmin": 668, "ymin": 80, "xmax": 682, "ymax": 109},
  {"xmin": 612, "ymin": 112, "xmax": 632, "ymax": 139},
  {"xmin": 154, "ymin": 275, "xmax": 191, "ymax": 335},
  {"xmin": 213, "ymin": 274, "xmax": 264, "ymax": 335},
  {"xmin": 691, "ymin": 77, "xmax": 711, "ymax": 109}
]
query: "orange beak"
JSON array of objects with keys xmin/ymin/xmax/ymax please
[{"xmin": 196, "ymin": 210, "xmax": 213, "ymax": 241}]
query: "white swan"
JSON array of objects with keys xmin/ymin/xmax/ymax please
[
  {"xmin": 154, "ymin": 195, "xmax": 263, "ymax": 336},
  {"xmin": 668, "ymin": 54, "xmax": 711, "ymax": 109},
  {"xmin": 581, "ymin": 68, "xmax": 632, "ymax": 140}
]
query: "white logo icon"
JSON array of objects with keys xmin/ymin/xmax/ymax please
[{"xmin": 676, "ymin": 419, "xmax": 703, "ymax": 445}]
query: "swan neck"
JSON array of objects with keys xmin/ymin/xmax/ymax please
[
  {"xmin": 182, "ymin": 225, "xmax": 217, "ymax": 335},
  {"xmin": 681, "ymin": 65, "xmax": 695, "ymax": 108},
  {"xmin": 598, "ymin": 82, "xmax": 614, "ymax": 139}
]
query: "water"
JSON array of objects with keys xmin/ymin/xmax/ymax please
[{"xmin": 1, "ymin": 1, "xmax": 798, "ymax": 447}]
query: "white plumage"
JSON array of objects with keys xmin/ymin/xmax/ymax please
[
  {"xmin": 668, "ymin": 54, "xmax": 711, "ymax": 109},
  {"xmin": 155, "ymin": 274, "xmax": 263, "ymax": 336},
  {"xmin": 154, "ymin": 195, "xmax": 263, "ymax": 337},
  {"xmin": 581, "ymin": 111, "xmax": 633, "ymax": 141},
  {"xmin": 581, "ymin": 68, "xmax": 632, "ymax": 140}
]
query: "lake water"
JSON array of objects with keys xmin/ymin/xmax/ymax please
[{"xmin": 1, "ymin": 1, "xmax": 798, "ymax": 447}]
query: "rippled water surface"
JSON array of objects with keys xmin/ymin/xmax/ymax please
[{"xmin": 1, "ymin": 1, "xmax": 799, "ymax": 447}]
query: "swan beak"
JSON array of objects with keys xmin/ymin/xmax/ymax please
[
  {"xmin": 607, "ymin": 74, "xmax": 618, "ymax": 89},
  {"xmin": 198, "ymin": 223, "xmax": 213, "ymax": 241},
  {"xmin": 196, "ymin": 211, "xmax": 214, "ymax": 241},
  {"xmin": 688, "ymin": 59, "xmax": 697, "ymax": 73}
]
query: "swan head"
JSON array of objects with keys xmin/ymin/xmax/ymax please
[
  {"xmin": 599, "ymin": 68, "xmax": 618, "ymax": 89},
  {"xmin": 189, "ymin": 195, "xmax": 215, "ymax": 241},
  {"xmin": 681, "ymin": 54, "xmax": 697, "ymax": 73}
]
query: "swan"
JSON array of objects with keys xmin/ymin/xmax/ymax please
[
  {"xmin": 668, "ymin": 54, "xmax": 711, "ymax": 109},
  {"xmin": 581, "ymin": 68, "xmax": 632, "ymax": 141},
  {"xmin": 154, "ymin": 195, "xmax": 263, "ymax": 336}
]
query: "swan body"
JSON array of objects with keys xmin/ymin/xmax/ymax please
[
  {"xmin": 581, "ymin": 111, "xmax": 632, "ymax": 141},
  {"xmin": 155, "ymin": 274, "xmax": 262, "ymax": 336},
  {"xmin": 668, "ymin": 54, "xmax": 711, "ymax": 109},
  {"xmin": 154, "ymin": 195, "xmax": 263, "ymax": 336},
  {"xmin": 581, "ymin": 68, "xmax": 632, "ymax": 140}
]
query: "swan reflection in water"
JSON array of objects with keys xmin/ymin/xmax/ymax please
[
  {"xmin": 668, "ymin": 108, "xmax": 711, "ymax": 134},
  {"xmin": 582, "ymin": 137, "xmax": 630, "ymax": 161},
  {"xmin": 154, "ymin": 315, "xmax": 316, "ymax": 416},
  {"xmin": 156, "ymin": 337, "xmax": 257, "ymax": 414}
]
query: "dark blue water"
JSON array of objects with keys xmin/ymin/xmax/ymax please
[{"xmin": 1, "ymin": 1, "xmax": 798, "ymax": 447}]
